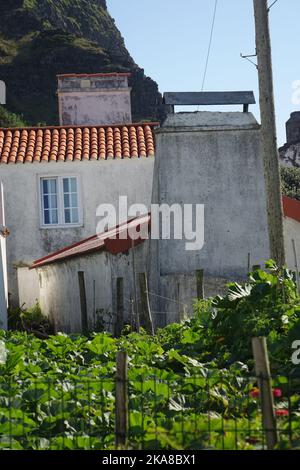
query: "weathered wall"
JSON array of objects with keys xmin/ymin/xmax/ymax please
[
  {"xmin": 149, "ymin": 112, "xmax": 270, "ymax": 320},
  {"xmin": 0, "ymin": 158, "xmax": 154, "ymax": 305},
  {"xmin": 284, "ymin": 216, "xmax": 300, "ymax": 270},
  {"xmin": 59, "ymin": 91, "xmax": 132, "ymax": 127},
  {"xmin": 157, "ymin": 273, "xmax": 244, "ymax": 326},
  {"xmin": 37, "ymin": 242, "xmax": 148, "ymax": 333},
  {"xmin": 17, "ymin": 267, "xmax": 39, "ymax": 309},
  {"xmin": 58, "ymin": 75, "xmax": 132, "ymax": 126}
]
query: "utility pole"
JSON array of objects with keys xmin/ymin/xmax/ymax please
[
  {"xmin": 0, "ymin": 182, "xmax": 8, "ymax": 330},
  {"xmin": 253, "ymin": 0, "xmax": 285, "ymax": 267}
]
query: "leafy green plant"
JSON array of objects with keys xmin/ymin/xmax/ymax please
[
  {"xmin": 1, "ymin": 261, "xmax": 300, "ymax": 449},
  {"xmin": 192, "ymin": 260, "xmax": 300, "ymax": 369}
]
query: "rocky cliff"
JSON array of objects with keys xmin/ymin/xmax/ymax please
[{"xmin": 0, "ymin": 0, "xmax": 164, "ymax": 126}]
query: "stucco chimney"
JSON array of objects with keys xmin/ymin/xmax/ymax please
[
  {"xmin": 57, "ymin": 72, "xmax": 132, "ymax": 126},
  {"xmin": 286, "ymin": 112, "xmax": 300, "ymax": 145}
]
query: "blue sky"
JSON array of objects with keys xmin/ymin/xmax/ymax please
[{"xmin": 108, "ymin": 0, "xmax": 300, "ymax": 146}]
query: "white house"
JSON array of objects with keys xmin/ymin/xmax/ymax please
[
  {"xmin": 0, "ymin": 72, "xmax": 157, "ymax": 307},
  {"xmin": 1, "ymin": 76, "xmax": 299, "ymax": 331}
]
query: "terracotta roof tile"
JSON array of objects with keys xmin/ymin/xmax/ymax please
[{"xmin": 0, "ymin": 123, "xmax": 158, "ymax": 164}]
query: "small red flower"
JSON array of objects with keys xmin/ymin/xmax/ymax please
[
  {"xmin": 276, "ymin": 409, "xmax": 289, "ymax": 417},
  {"xmin": 250, "ymin": 388, "xmax": 259, "ymax": 398},
  {"xmin": 273, "ymin": 388, "xmax": 282, "ymax": 398}
]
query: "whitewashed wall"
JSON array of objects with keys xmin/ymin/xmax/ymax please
[
  {"xmin": 17, "ymin": 267, "xmax": 40, "ymax": 309},
  {"xmin": 36, "ymin": 242, "xmax": 148, "ymax": 333},
  {"xmin": 284, "ymin": 216, "xmax": 300, "ymax": 270}
]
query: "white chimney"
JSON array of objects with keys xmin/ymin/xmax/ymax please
[{"xmin": 57, "ymin": 72, "xmax": 132, "ymax": 126}]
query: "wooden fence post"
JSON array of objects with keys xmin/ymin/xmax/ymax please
[
  {"xmin": 115, "ymin": 351, "xmax": 128, "ymax": 449},
  {"xmin": 115, "ymin": 277, "xmax": 124, "ymax": 337},
  {"xmin": 78, "ymin": 271, "xmax": 88, "ymax": 334},
  {"xmin": 292, "ymin": 239, "xmax": 300, "ymax": 294},
  {"xmin": 138, "ymin": 272, "xmax": 154, "ymax": 335},
  {"xmin": 196, "ymin": 269, "xmax": 204, "ymax": 300},
  {"xmin": 252, "ymin": 337, "xmax": 278, "ymax": 450}
]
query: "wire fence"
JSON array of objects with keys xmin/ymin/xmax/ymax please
[{"xmin": 1, "ymin": 369, "xmax": 300, "ymax": 450}]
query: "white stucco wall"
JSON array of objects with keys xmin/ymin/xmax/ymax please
[
  {"xmin": 57, "ymin": 74, "xmax": 132, "ymax": 126},
  {"xmin": 0, "ymin": 158, "xmax": 154, "ymax": 305},
  {"xmin": 284, "ymin": 216, "xmax": 300, "ymax": 270},
  {"xmin": 37, "ymin": 242, "xmax": 148, "ymax": 333},
  {"xmin": 59, "ymin": 91, "xmax": 132, "ymax": 126},
  {"xmin": 149, "ymin": 111, "xmax": 270, "ymax": 322},
  {"xmin": 151, "ymin": 112, "xmax": 270, "ymax": 278},
  {"xmin": 17, "ymin": 267, "xmax": 40, "ymax": 309}
]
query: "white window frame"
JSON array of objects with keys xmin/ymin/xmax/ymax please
[{"xmin": 39, "ymin": 175, "xmax": 83, "ymax": 229}]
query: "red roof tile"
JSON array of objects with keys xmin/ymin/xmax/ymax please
[
  {"xmin": 0, "ymin": 123, "xmax": 157, "ymax": 164},
  {"xmin": 32, "ymin": 214, "xmax": 150, "ymax": 268}
]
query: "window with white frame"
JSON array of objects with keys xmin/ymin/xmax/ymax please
[{"xmin": 40, "ymin": 176, "xmax": 81, "ymax": 227}]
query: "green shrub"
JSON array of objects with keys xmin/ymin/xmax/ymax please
[
  {"xmin": 192, "ymin": 260, "xmax": 300, "ymax": 370},
  {"xmin": 281, "ymin": 166, "xmax": 300, "ymax": 201},
  {"xmin": 8, "ymin": 302, "xmax": 53, "ymax": 337},
  {"xmin": 0, "ymin": 105, "xmax": 27, "ymax": 127}
]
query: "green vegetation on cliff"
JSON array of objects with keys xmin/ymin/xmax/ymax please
[
  {"xmin": 0, "ymin": 0, "xmax": 164, "ymax": 127},
  {"xmin": 0, "ymin": 105, "xmax": 27, "ymax": 127}
]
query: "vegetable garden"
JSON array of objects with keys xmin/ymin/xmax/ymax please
[{"xmin": 1, "ymin": 261, "xmax": 300, "ymax": 450}]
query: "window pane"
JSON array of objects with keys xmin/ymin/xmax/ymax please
[
  {"xmin": 71, "ymin": 193, "xmax": 78, "ymax": 208},
  {"xmin": 65, "ymin": 209, "xmax": 71, "ymax": 224},
  {"xmin": 44, "ymin": 195, "xmax": 49, "ymax": 209},
  {"xmin": 63, "ymin": 178, "xmax": 70, "ymax": 193},
  {"xmin": 51, "ymin": 210, "xmax": 58, "ymax": 225},
  {"xmin": 50, "ymin": 195, "xmax": 57, "ymax": 209},
  {"xmin": 42, "ymin": 178, "xmax": 58, "ymax": 225},
  {"xmin": 70, "ymin": 178, "xmax": 77, "ymax": 192},
  {"xmin": 43, "ymin": 180, "xmax": 49, "ymax": 194},
  {"xmin": 71, "ymin": 208, "xmax": 79, "ymax": 223},
  {"xmin": 44, "ymin": 210, "xmax": 50, "ymax": 225},
  {"xmin": 50, "ymin": 179, "xmax": 57, "ymax": 194},
  {"xmin": 63, "ymin": 177, "xmax": 79, "ymax": 224},
  {"xmin": 64, "ymin": 194, "xmax": 70, "ymax": 208}
]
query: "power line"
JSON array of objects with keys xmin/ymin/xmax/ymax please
[
  {"xmin": 201, "ymin": 0, "xmax": 218, "ymax": 91},
  {"xmin": 268, "ymin": 0, "xmax": 279, "ymax": 11}
]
